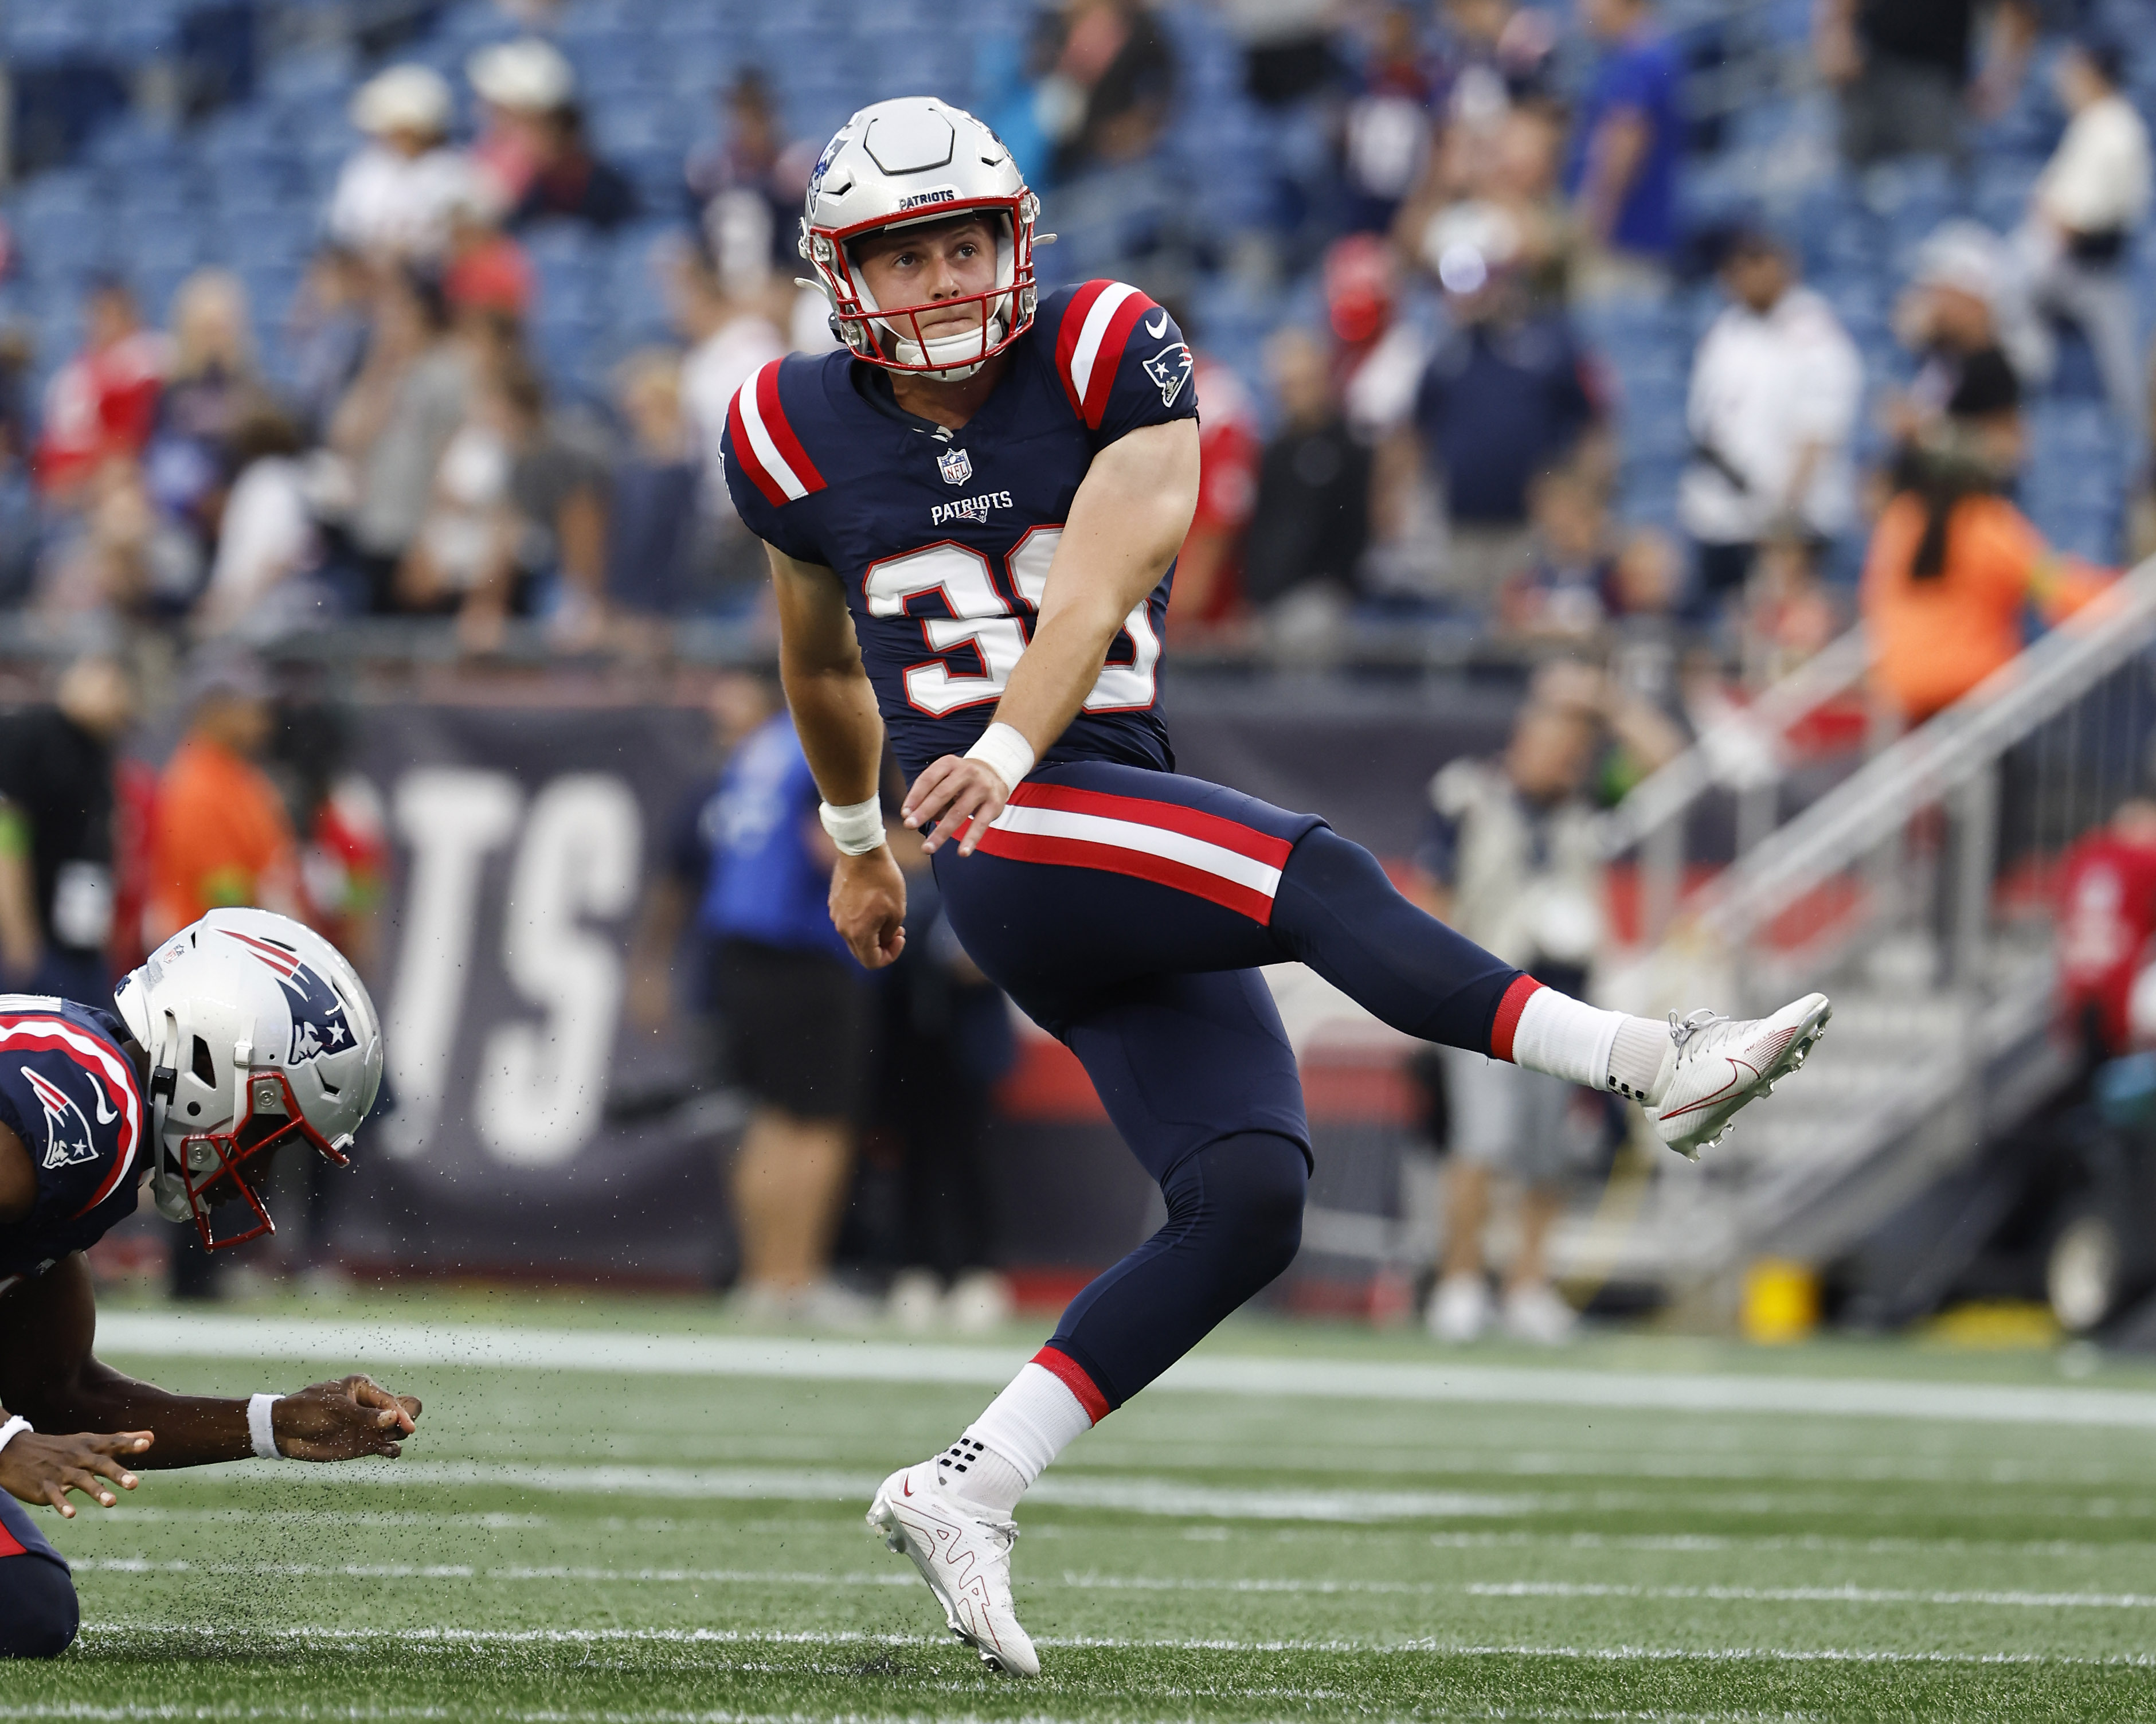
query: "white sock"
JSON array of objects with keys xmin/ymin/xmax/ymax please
[
  {"xmin": 1509, "ymin": 987, "xmax": 1625, "ymax": 1090},
  {"xmin": 942, "ymin": 1361, "xmax": 1095, "ymax": 1514},
  {"xmin": 1607, "ymin": 1014, "xmax": 1671, "ymax": 1104}
]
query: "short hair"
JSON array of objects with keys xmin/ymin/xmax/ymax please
[{"xmin": 2075, "ymin": 33, "xmax": 2127, "ymax": 89}]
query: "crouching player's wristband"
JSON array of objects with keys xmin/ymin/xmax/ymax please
[
  {"xmin": 0, "ymin": 1414, "xmax": 30, "ymax": 1455},
  {"xmin": 817, "ymin": 798, "xmax": 886, "ymax": 856},
  {"xmin": 248, "ymin": 1393, "xmax": 284, "ymax": 1461},
  {"xmin": 965, "ymin": 723, "xmax": 1036, "ymax": 796}
]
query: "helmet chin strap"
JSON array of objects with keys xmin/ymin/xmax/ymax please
[{"xmin": 887, "ymin": 314, "xmax": 1008, "ymax": 380}]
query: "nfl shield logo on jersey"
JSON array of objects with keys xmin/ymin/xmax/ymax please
[{"xmin": 937, "ymin": 445, "xmax": 973, "ymax": 486}]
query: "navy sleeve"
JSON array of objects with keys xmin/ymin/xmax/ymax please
[
  {"xmin": 718, "ymin": 357, "xmax": 829, "ymax": 565},
  {"xmin": 1043, "ymin": 282, "xmax": 1201, "ymax": 448}
]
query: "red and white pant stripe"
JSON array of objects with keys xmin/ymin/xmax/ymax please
[{"xmin": 974, "ymin": 783, "xmax": 1293, "ymax": 924}]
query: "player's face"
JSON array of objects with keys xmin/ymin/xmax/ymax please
[{"xmin": 853, "ymin": 218, "xmax": 1000, "ymax": 341}]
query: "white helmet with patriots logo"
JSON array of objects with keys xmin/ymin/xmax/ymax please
[
  {"xmin": 114, "ymin": 908, "xmax": 382, "ymax": 1250},
  {"xmin": 800, "ymin": 95, "xmax": 1040, "ymax": 380}
]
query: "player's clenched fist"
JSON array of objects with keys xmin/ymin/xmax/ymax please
[
  {"xmin": 271, "ymin": 1375, "xmax": 422, "ymax": 1461},
  {"xmin": 0, "ymin": 1429, "xmax": 150, "ymax": 1517},
  {"xmin": 829, "ymin": 848, "xmax": 908, "ymax": 969}
]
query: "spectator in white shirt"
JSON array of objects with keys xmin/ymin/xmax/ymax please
[
  {"xmin": 1678, "ymin": 225, "xmax": 1862, "ymax": 613},
  {"xmin": 328, "ymin": 65, "xmax": 478, "ymax": 263},
  {"xmin": 2022, "ymin": 36, "xmax": 2150, "ymax": 452},
  {"xmin": 670, "ymin": 251, "xmax": 787, "ymax": 592}
]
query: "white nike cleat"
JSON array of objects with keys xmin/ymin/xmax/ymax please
[
  {"xmin": 867, "ymin": 1460, "xmax": 1039, "ymax": 1677},
  {"xmin": 1649, "ymin": 992, "xmax": 1832, "ymax": 1160}
]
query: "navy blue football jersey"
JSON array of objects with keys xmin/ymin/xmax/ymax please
[
  {"xmin": 721, "ymin": 280, "xmax": 1200, "ymax": 781},
  {"xmin": 0, "ymin": 996, "xmax": 145, "ymax": 1294}
]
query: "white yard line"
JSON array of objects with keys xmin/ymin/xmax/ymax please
[
  {"xmin": 64, "ymin": 1507, "xmax": 2156, "ymax": 1559},
  {"xmin": 1465, "ymin": 1580, "xmax": 2156, "ymax": 1609},
  {"xmin": 92, "ymin": 1313, "xmax": 2156, "ymax": 1431},
  {"xmin": 68, "ymin": 1624, "xmax": 2156, "ymax": 1666},
  {"xmin": 149, "ymin": 1459, "xmax": 1537, "ymax": 1522},
  {"xmin": 105, "ymin": 1457, "xmax": 2155, "ymax": 1524},
  {"xmin": 71, "ymin": 1557, "xmax": 2156, "ymax": 1610}
]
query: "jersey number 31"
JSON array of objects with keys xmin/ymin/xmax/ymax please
[{"xmin": 864, "ymin": 528, "xmax": 1160, "ymax": 716}]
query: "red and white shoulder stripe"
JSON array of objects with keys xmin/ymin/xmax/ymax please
[
  {"xmin": 726, "ymin": 359, "xmax": 827, "ymax": 508},
  {"xmin": 1054, "ymin": 280, "xmax": 1163, "ymax": 431},
  {"xmin": 976, "ymin": 782, "xmax": 1292, "ymax": 924},
  {"xmin": 0, "ymin": 1012, "xmax": 143, "ymax": 1218}
]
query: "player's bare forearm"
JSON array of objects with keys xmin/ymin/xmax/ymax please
[
  {"xmin": 0, "ymin": 1254, "xmax": 418, "ymax": 1467},
  {"xmin": 994, "ymin": 419, "xmax": 1199, "ymax": 757},
  {"xmin": 766, "ymin": 542, "xmax": 909, "ymax": 965},
  {"xmin": 768, "ymin": 544, "xmax": 886, "ymax": 807}
]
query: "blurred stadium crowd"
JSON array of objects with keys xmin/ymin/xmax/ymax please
[
  {"xmin": 1, "ymin": 0, "xmax": 2155, "ymax": 1338},
  {"xmin": 0, "ymin": 0, "xmax": 2146, "ymax": 664}
]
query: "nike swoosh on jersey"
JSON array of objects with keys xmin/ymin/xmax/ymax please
[
  {"xmin": 87, "ymin": 1073, "xmax": 118, "ymax": 1124},
  {"xmin": 1145, "ymin": 312, "xmax": 1168, "ymax": 338}
]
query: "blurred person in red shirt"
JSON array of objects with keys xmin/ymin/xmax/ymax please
[
  {"xmin": 145, "ymin": 654, "xmax": 304, "ymax": 946},
  {"xmin": 35, "ymin": 277, "xmax": 165, "ymax": 503},
  {"xmin": 2057, "ymin": 798, "xmax": 2156, "ymax": 1068}
]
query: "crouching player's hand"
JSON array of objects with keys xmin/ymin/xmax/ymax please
[
  {"xmin": 830, "ymin": 848, "xmax": 907, "ymax": 969},
  {"xmin": 0, "ymin": 1429, "xmax": 150, "ymax": 1516},
  {"xmin": 903, "ymin": 756, "xmax": 1009, "ymax": 858},
  {"xmin": 274, "ymin": 1375, "xmax": 422, "ymax": 1461}
]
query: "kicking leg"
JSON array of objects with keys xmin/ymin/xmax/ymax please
[{"xmin": 1267, "ymin": 825, "xmax": 1831, "ymax": 1158}]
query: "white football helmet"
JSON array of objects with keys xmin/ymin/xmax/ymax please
[
  {"xmin": 800, "ymin": 96, "xmax": 1040, "ymax": 379},
  {"xmin": 114, "ymin": 909, "xmax": 383, "ymax": 1250}
]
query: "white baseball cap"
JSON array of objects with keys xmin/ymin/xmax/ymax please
[
  {"xmin": 351, "ymin": 63, "xmax": 453, "ymax": 137},
  {"xmin": 468, "ymin": 37, "xmax": 575, "ymax": 112}
]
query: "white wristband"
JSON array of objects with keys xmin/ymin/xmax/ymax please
[
  {"xmin": 248, "ymin": 1393, "xmax": 283, "ymax": 1461},
  {"xmin": 0, "ymin": 1414, "xmax": 30, "ymax": 1455},
  {"xmin": 965, "ymin": 722, "xmax": 1036, "ymax": 796},
  {"xmin": 817, "ymin": 797, "xmax": 887, "ymax": 856}
]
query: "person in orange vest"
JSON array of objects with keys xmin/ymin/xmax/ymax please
[
  {"xmin": 144, "ymin": 654, "xmax": 304, "ymax": 947},
  {"xmin": 1862, "ymin": 354, "xmax": 2110, "ymax": 725}
]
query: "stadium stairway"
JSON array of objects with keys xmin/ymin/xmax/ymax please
[{"xmin": 1570, "ymin": 557, "xmax": 2156, "ymax": 1304}]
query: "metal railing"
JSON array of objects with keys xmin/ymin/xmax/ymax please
[
  {"xmin": 1573, "ymin": 559, "xmax": 2156, "ymax": 1295},
  {"xmin": 1602, "ymin": 624, "xmax": 1875, "ymax": 943},
  {"xmin": 1699, "ymin": 556, "xmax": 2156, "ymax": 979}
]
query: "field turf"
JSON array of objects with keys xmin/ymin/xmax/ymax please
[{"xmin": 6, "ymin": 1291, "xmax": 2156, "ymax": 1721}]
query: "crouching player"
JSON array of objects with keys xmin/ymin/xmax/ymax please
[
  {"xmin": 0, "ymin": 908, "xmax": 415, "ymax": 1658},
  {"xmin": 729, "ymin": 96, "xmax": 1832, "ymax": 1674}
]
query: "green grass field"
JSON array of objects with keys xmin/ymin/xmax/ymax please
[{"xmin": 7, "ymin": 1291, "xmax": 2156, "ymax": 1722}]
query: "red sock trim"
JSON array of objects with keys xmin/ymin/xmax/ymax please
[
  {"xmin": 1488, "ymin": 974, "xmax": 1544, "ymax": 1064},
  {"xmin": 1031, "ymin": 1345, "xmax": 1110, "ymax": 1425}
]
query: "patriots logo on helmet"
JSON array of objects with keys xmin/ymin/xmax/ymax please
[
  {"xmin": 937, "ymin": 445, "xmax": 974, "ymax": 486},
  {"xmin": 1142, "ymin": 343, "xmax": 1193, "ymax": 409},
  {"xmin": 222, "ymin": 930, "xmax": 353, "ymax": 1065},
  {"xmin": 22, "ymin": 1066, "xmax": 97, "ymax": 1170}
]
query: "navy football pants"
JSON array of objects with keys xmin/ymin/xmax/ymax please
[
  {"xmin": 0, "ymin": 1491, "xmax": 79, "ymax": 1659},
  {"xmin": 934, "ymin": 761, "xmax": 1528, "ymax": 1412}
]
